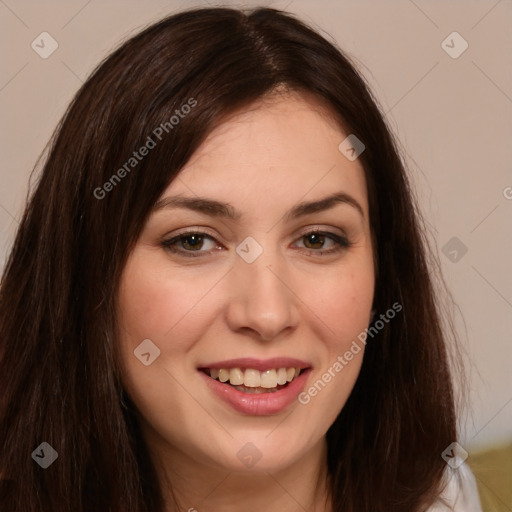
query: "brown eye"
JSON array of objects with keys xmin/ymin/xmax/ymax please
[
  {"xmin": 303, "ymin": 232, "xmax": 327, "ymax": 249},
  {"xmin": 161, "ymin": 232, "xmax": 219, "ymax": 257},
  {"xmin": 180, "ymin": 234, "xmax": 205, "ymax": 251},
  {"xmin": 294, "ymin": 230, "xmax": 351, "ymax": 255}
]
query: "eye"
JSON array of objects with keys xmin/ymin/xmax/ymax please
[
  {"xmin": 294, "ymin": 230, "xmax": 351, "ymax": 256},
  {"xmin": 161, "ymin": 231, "xmax": 221, "ymax": 257},
  {"xmin": 161, "ymin": 229, "xmax": 352, "ymax": 258}
]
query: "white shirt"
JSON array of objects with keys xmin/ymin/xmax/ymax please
[{"xmin": 427, "ymin": 463, "xmax": 483, "ymax": 511}]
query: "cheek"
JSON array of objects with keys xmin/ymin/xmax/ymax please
[
  {"xmin": 117, "ymin": 251, "xmax": 215, "ymax": 348},
  {"xmin": 116, "ymin": 253, "xmax": 207, "ymax": 429},
  {"xmin": 294, "ymin": 265, "xmax": 372, "ymax": 430},
  {"xmin": 118, "ymin": 277, "xmax": 174, "ymax": 343},
  {"xmin": 115, "ymin": 253, "xmax": 202, "ymax": 405},
  {"xmin": 306, "ymin": 261, "xmax": 374, "ymax": 349}
]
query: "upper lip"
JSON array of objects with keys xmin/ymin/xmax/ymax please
[{"xmin": 198, "ymin": 357, "xmax": 311, "ymax": 372}]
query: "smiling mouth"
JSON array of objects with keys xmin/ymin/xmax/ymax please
[{"xmin": 200, "ymin": 367, "xmax": 305, "ymax": 394}]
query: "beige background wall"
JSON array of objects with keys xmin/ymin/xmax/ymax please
[{"xmin": 1, "ymin": 0, "xmax": 511, "ymax": 454}]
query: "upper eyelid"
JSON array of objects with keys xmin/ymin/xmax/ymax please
[{"xmin": 164, "ymin": 225, "xmax": 346, "ymax": 241}]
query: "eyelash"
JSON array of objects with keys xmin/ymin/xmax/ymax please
[{"xmin": 160, "ymin": 229, "xmax": 352, "ymax": 258}]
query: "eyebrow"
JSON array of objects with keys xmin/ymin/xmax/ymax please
[{"xmin": 152, "ymin": 191, "xmax": 365, "ymax": 221}]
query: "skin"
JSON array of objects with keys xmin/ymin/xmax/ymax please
[{"xmin": 117, "ymin": 90, "xmax": 375, "ymax": 512}]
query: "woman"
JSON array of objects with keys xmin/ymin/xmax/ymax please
[{"xmin": 0, "ymin": 6, "xmax": 482, "ymax": 512}]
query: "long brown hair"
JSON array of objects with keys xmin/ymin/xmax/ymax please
[{"xmin": 0, "ymin": 7, "xmax": 458, "ymax": 511}]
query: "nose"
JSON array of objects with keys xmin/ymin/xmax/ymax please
[{"xmin": 225, "ymin": 246, "xmax": 300, "ymax": 341}]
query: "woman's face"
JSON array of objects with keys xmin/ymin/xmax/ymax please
[{"xmin": 117, "ymin": 92, "xmax": 375, "ymax": 473}]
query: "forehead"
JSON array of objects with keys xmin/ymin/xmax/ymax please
[{"xmin": 163, "ymin": 92, "xmax": 369, "ymax": 217}]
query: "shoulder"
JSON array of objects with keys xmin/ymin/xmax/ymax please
[{"xmin": 426, "ymin": 462, "xmax": 483, "ymax": 512}]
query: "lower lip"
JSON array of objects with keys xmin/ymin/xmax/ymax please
[{"xmin": 199, "ymin": 369, "xmax": 311, "ymax": 416}]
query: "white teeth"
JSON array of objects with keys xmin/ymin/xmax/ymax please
[
  {"xmin": 229, "ymin": 368, "xmax": 244, "ymax": 386},
  {"xmin": 244, "ymin": 369, "xmax": 261, "ymax": 388},
  {"xmin": 277, "ymin": 367, "xmax": 288, "ymax": 385},
  {"xmin": 260, "ymin": 369, "xmax": 278, "ymax": 388},
  {"xmin": 207, "ymin": 366, "xmax": 303, "ymax": 388},
  {"xmin": 218, "ymin": 368, "xmax": 230, "ymax": 383}
]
